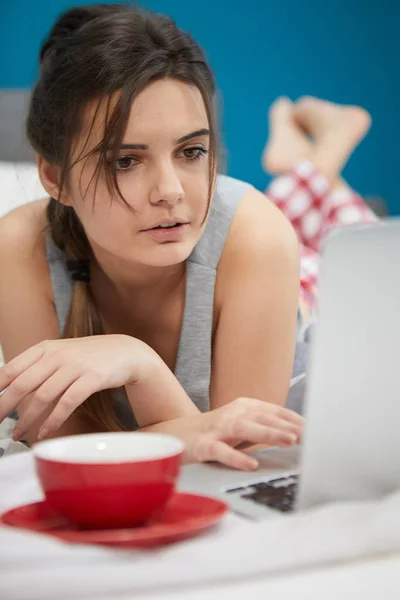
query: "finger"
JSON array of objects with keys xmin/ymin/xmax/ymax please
[
  {"xmin": 270, "ymin": 404, "xmax": 304, "ymax": 427},
  {"xmin": 253, "ymin": 413, "xmax": 302, "ymax": 441},
  {"xmin": 0, "ymin": 359, "xmax": 58, "ymax": 423},
  {"xmin": 227, "ymin": 419, "xmax": 298, "ymax": 448},
  {"xmin": 38, "ymin": 374, "xmax": 99, "ymax": 440},
  {"xmin": 235, "ymin": 398, "xmax": 304, "ymax": 427},
  {"xmin": 12, "ymin": 368, "xmax": 75, "ymax": 440},
  {"xmin": 202, "ymin": 440, "xmax": 259, "ymax": 471},
  {"xmin": 0, "ymin": 344, "xmax": 46, "ymax": 393}
]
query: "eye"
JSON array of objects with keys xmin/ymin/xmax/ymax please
[
  {"xmin": 115, "ymin": 156, "xmax": 138, "ymax": 171},
  {"xmin": 180, "ymin": 147, "xmax": 208, "ymax": 160}
]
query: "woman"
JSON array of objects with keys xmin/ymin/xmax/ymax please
[{"xmin": 0, "ymin": 5, "xmax": 375, "ymax": 469}]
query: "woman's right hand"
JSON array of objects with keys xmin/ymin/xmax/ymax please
[
  {"xmin": 152, "ymin": 398, "xmax": 303, "ymax": 471},
  {"xmin": 0, "ymin": 334, "xmax": 197, "ymax": 443}
]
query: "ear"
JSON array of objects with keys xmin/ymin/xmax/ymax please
[{"xmin": 36, "ymin": 155, "xmax": 73, "ymax": 207}]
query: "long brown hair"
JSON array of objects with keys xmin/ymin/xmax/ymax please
[{"xmin": 26, "ymin": 3, "xmax": 220, "ymax": 430}]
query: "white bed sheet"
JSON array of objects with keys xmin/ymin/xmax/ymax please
[{"xmin": 2, "ymin": 452, "xmax": 400, "ymax": 600}]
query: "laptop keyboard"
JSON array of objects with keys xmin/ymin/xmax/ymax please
[{"xmin": 226, "ymin": 474, "xmax": 299, "ymax": 513}]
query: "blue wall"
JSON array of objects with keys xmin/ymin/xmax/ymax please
[{"xmin": 1, "ymin": 0, "xmax": 399, "ymax": 212}]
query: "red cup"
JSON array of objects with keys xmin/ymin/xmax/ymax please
[{"xmin": 33, "ymin": 432, "xmax": 184, "ymax": 530}]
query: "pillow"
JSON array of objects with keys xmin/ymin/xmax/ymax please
[{"xmin": 0, "ymin": 161, "xmax": 47, "ymax": 219}]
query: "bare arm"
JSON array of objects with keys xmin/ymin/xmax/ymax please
[
  {"xmin": 0, "ymin": 202, "xmax": 57, "ymax": 359},
  {"xmin": 210, "ymin": 187, "xmax": 300, "ymax": 409},
  {"xmin": 0, "ymin": 201, "xmax": 91, "ymax": 443},
  {"xmin": 0, "ymin": 200, "xmax": 302, "ymax": 468},
  {"xmin": 0, "ymin": 201, "xmax": 199, "ymax": 444}
]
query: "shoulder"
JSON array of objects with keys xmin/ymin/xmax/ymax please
[
  {"xmin": 0, "ymin": 198, "xmax": 61, "ymax": 367},
  {"xmin": 0, "ymin": 198, "xmax": 53, "ymax": 300},
  {"xmin": 213, "ymin": 174, "xmax": 253, "ymax": 211},
  {"xmin": 229, "ymin": 186, "xmax": 298, "ymax": 260},
  {"xmin": 189, "ymin": 175, "xmax": 253, "ymax": 268},
  {"xmin": 0, "ymin": 198, "xmax": 49, "ymax": 260},
  {"xmin": 216, "ymin": 186, "xmax": 299, "ymax": 297}
]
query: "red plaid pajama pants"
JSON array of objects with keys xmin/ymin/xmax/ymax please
[{"xmin": 266, "ymin": 160, "xmax": 378, "ymax": 319}]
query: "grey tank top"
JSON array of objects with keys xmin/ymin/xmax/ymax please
[
  {"xmin": 46, "ymin": 174, "xmax": 308, "ymax": 426},
  {"xmin": 46, "ymin": 175, "xmax": 251, "ymax": 423}
]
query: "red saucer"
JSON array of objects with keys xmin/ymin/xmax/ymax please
[{"xmin": 1, "ymin": 493, "xmax": 228, "ymax": 548}]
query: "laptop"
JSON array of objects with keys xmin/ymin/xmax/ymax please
[{"xmin": 179, "ymin": 221, "xmax": 400, "ymax": 519}]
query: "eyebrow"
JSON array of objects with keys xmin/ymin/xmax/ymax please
[
  {"xmin": 176, "ymin": 128, "xmax": 209, "ymax": 144},
  {"xmin": 107, "ymin": 128, "xmax": 210, "ymax": 151}
]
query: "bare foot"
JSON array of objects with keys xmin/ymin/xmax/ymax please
[
  {"xmin": 294, "ymin": 97, "xmax": 372, "ymax": 183},
  {"xmin": 295, "ymin": 96, "xmax": 371, "ymax": 145},
  {"xmin": 262, "ymin": 97, "xmax": 312, "ymax": 174}
]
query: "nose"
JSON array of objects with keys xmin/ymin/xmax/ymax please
[{"xmin": 149, "ymin": 160, "xmax": 184, "ymax": 207}]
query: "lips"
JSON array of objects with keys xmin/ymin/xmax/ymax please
[
  {"xmin": 142, "ymin": 222, "xmax": 189, "ymax": 243},
  {"xmin": 142, "ymin": 218, "xmax": 189, "ymax": 232}
]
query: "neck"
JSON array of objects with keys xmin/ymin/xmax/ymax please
[{"xmin": 90, "ymin": 245, "xmax": 185, "ymax": 302}]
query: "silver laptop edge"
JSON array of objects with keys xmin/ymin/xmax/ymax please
[{"xmin": 179, "ymin": 221, "xmax": 400, "ymax": 519}]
